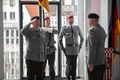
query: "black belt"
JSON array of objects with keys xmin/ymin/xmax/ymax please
[
  {"xmin": 66, "ymin": 44, "xmax": 78, "ymax": 47},
  {"xmin": 46, "ymin": 45, "xmax": 54, "ymax": 49}
]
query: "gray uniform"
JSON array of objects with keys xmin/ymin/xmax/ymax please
[
  {"xmin": 59, "ymin": 25, "xmax": 84, "ymax": 55},
  {"xmin": 45, "ymin": 26, "xmax": 58, "ymax": 54},
  {"xmin": 21, "ymin": 24, "xmax": 46, "ymax": 62},
  {"xmin": 85, "ymin": 24, "xmax": 106, "ymax": 66},
  {"xmin": 42, "ymin": 26, "xmax": 58, "ymax": 80}
]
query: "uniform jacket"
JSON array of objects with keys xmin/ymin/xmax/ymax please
[
  {"xmin": 21, "ymin": 24, "xmax": 46, "ymax": 62},
  {"xmin": 45, "ymin": 26, "xmax": 58, "ymax": 54},
  {"xmin": 58, "ymin": 25, "xmax": 84, "ymax": 55},
  {"xmin": 85, "ymin": 24, "xmax": 106, "ymax": 66}
]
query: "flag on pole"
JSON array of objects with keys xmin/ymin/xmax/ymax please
[
  {"xmin": 38, "ymin": 0, "xmax": 50, "ymax": 13},
  {"xmin": 108, "ymin": 0, "xmax": 120, "ymax": 63}
]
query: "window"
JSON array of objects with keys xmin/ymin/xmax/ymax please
[
  {"xmin": 10, "ymin": 12, "xmax": 15, "ymax": 20},
  {"xmin": 12, "ymin": 58, "xmax": 14, "ymax": 63},
  {"xmin": 3, "ymin": 12, "xmax": 7, "ymax": 20},
  {"xmin": 75, "ymin": 0, "xmax": 78, "ymax": 5},
  {"xmin": 64, "ymin": 0, "xmax": 72, "ymax": 5},
  {"xmin": 10, "ymin": 0, "xmax": 15, "ymax": 6},
  {"xmin": 16, "ymin": 39, "xmax": 18, "ymax": 44},
  {"xmin": 3, "ymin": 1, "xmax": 19, "ymax": 79},
  {"xmin": 16, "ymin": 30, "xmax": 18, "ymax": 37},
  {"xmin": 11, "ymin": 39, "xmax": 14, "ymax": 44},
  {"xmin": 6, "ymin": 30, "xmax": 9, "ymax": 37},
  {"xmin": 11, "ymin": 30, "xmax": 14, "ymax": 37},
  {"xmin": 6, "ymin": 39, "xmax": 9, "ymax": 44}
]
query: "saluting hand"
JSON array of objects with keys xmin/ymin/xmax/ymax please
[
  {"xmin": 29, "ymin": 18, "xmax": 37, "ymax": 24},
  {"xmin": 88, "ymin": 64, "xmax": 94, "ymax": 71}
]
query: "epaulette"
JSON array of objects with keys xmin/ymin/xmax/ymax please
[
  {"xmin": 63, "ymin": 26, "xmax": 67, "ymax": 28},
  {"xmin": 90, "ymin": 27, "xmax": 94, "ymax": 31},
  {"xmin": 30, "ymin": 27, "xmax": 34, "ymax": 31}
]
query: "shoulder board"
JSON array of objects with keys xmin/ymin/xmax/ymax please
[
  {"xmin": 74, "ymin": 25, "xmax": 79, "ymax": 28},
  {"xmin": 30, "ymin": 27, "xmax": 34, "ymax": 31},
  {"xmin": 62, "ymin": 26, "xmax": 67, "ymax": 28},
  {"xmin": 90, "ymin": 27, "xmax": 94, "ymax": 31}
]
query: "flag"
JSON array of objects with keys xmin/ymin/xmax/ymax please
[
  {"xmin": 104, "ymin": 48, "xmax": 113, "ymax": 80},
  {"xmin": 108, "ymin": 0, "xmax": 120, "ymax": 63},
  {"xmin": 38, "ymin": 0, "xmax": 50, "ymax": 13}
]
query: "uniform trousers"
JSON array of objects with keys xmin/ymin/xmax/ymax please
[
  {"xmin": 43, "ymin": 52, "xmax": 55, "ymax": 80},
  {"xmin": 87, "ymin": 64, "xmax": 106, "ymax": 80},
  {"xmin": 26, "ymin": 59, "xmax": 45, "ymax": 80},
  {"xmin": 66, "ymin": 55, "xmax": 77, "ymax": 80}
]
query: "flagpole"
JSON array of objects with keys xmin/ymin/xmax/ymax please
[{"xmin": 43, "ymin": 9, "xmax": 45, "ymax": 27}]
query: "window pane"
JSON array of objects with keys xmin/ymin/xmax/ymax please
[
  {"xmin": 11, "ymin": 30, "xmax": 14, "ymax": 37},
  {"xmin": 10, "ymin": 0, "xmax": 15, "ymax": 6},
  {"xmin": 11, "ymin": 39, "xmax": 14, "ymax": 44},
  {"xmin": 64, "ymin": 0, "xmax": 72, "ymax": 5},
  {"xmin": 3, "ymin": 12, "xmax": 7, "ymax": 20},
  {"xmin": 16, "ymin": 30, "xmax": 18, "ymax": 37},
  {"xmin": 13, "ymin": 12, "xmax": 15, "ymax": 19},
  {"xmin": 6, "ymin": 39, "xmax": 9, "ymax": 44},
  {"xmin": 3, "ymin": 0, "xmax": 20, "ymax": 79},
  {"xmin": 6, "ymin": 30, "xmax": 9, "ymax": 37},
  {"xmin": 10, "ymin": 13, "xmax": 12, "ymax": 19},
  {"xmin": 16, "ymin": 39, "xmax": 18, "ymax": 44}
]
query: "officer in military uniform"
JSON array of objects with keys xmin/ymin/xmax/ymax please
[
  {"xmin": 85, "ymin": 13, "xmax": 106, "ymax": 80},
  {"xmin": 41, "ymin": 17, "xmax": 58, "ymax": 80},
  {"xmin": 58, "ymin": 15, "xmax": 84, "ymax": 80},
  {"xmin": 21, "ymin": 16, "xmax": 46, "ymax": 80}
]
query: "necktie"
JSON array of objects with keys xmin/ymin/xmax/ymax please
[
  {"xmin": 36, "ymin": 30, "xmax": 40, "ymax": 37},
  {"xmin": 47, "ymin": 32, "xmax": 51, "ymax": 46},
  {"xmin": 71, "ymin": 26, "xmax": 73, "ymax": 34}
]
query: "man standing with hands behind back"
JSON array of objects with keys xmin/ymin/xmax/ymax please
[
  {"xmin": 58, "ymin": 15, "xmax": 84, "ymax": 80},
  {"xmin": 41, "ymin": 17, "xmax": 58, "ymax": 80},
  {"xmin": 85, "ymin": 13, "xmax": 106, "ymax": 80},
  {"xmin": 21, "ymin": 16, "xmax": 46, "ymax": 80}
]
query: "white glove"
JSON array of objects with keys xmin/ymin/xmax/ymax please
[{"xmin": 41, "ymin": 27, "xmax": 53, "ymax": 33}]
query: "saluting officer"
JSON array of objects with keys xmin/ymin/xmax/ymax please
[
  {"xmin": 58, "ymin": 15, "xmax": 84, "ymax": 80},
  {"xmin": 85, "ymin": 13, "xmax": 106, "ymax": 80},
  {"xmin": 41, "ymin": 17, "xmax": 58, "ymax": 80},
  {"xmin": 21, "ymin": 16, "xmax": 46, "ymax": 80}
]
